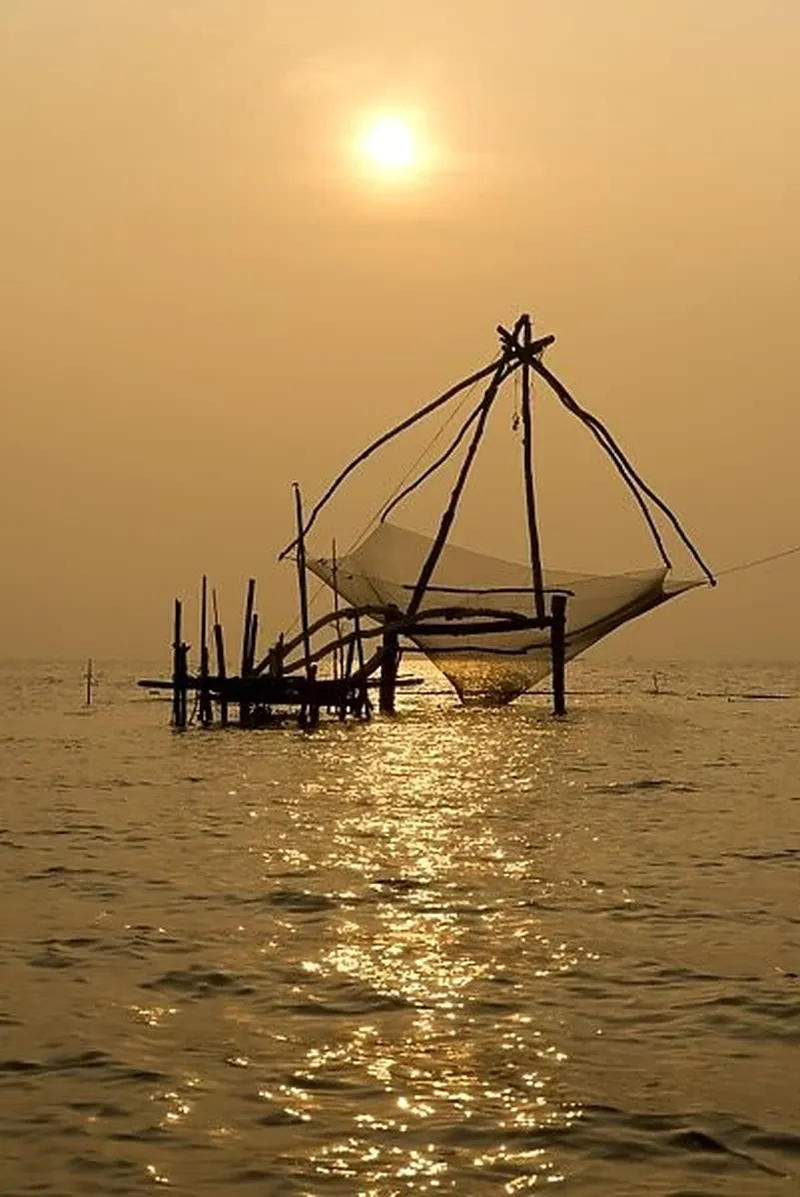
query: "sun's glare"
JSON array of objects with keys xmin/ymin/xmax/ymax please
[{"xmin": 358, "ymin": 115, "xmax": 420, "ymax": 177}]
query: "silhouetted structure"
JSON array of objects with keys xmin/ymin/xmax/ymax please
[{"xmin": 141, "ymin": 315, "xmax": 714, "ymax": 728}]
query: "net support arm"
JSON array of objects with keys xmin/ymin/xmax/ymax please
[
  {"xmin": 407, "ymin": 357, "xmax": 514, "ymax": 617},
  {"xmin": 527, "ymin": 356, "xmax": 716, "ymax": 586}
]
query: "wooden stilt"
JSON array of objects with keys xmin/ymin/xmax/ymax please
[
  {"xmin": 172, "ymin": 599, "xmax": 188, "ymax": 729},
  {"xmin": 240, "ymin": 578, "xmax": 256, "ymax": 727},
  {"xmin": 341, "ymin": 623, "xmax": 356, "ymax": 719},
  {"xmin": 293, "ymin": 486, "xmax": 313, "ymax": 673},
  {"xmin": 307, "ymin": 663, "xmax": 320, "ymax": 729},
  {"xmin": 213, "ymin": 620, "xmax": 228, "ymax": 727},
  {"xmin": 331, "ymin": 539, "xmax": 343, "ymax": 684},
  {"xmin": 248, "ymin": 611, "xmax": 259, "ymax": 675},
  {"xmin": 85, "ymin": 658, "xmax": 93, "ymax": 706},
  {"xmin": 199, "ymin": 575, "xmax": 213, "ymax": 726},
  {"xmin": 355, "ymin": 613, "xmax": 370, "ymax": 719},
  {"xmin": 551, "ymin": 593, "xmax": 567, "ymax": 717},
  {"xmin": 379, "ymin": 611, "xmax": 400, "ymax": 715}
]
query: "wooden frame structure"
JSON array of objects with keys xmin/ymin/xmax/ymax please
[{"xmin": 143, "ymin": 314, "xmax": 714, "ymax": 728}]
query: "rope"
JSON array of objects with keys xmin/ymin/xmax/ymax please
[{"xmin": 715, "ymin": 543, "xmax": 800, "ymax": 578}]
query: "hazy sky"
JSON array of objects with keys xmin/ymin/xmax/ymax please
[{"xmin": 2, "ymin": 0, "xmax": 799, "ymax": 662}]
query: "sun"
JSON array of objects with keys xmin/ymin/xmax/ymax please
[{"xmin": 358, "ymin": 115, "xmax": 420, "ymax": 177}]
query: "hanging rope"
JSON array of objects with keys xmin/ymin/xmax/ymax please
[
  {"xmin": 379, "ymin": 359, "xmax": 519, "ymax": 526},
  {"xmin": 278, "ymin": 356, "xmax": 503, "ymax": 560},
  {"xmin": 715, "ymin": 543, "xmax": 800, "ymax": 578}
]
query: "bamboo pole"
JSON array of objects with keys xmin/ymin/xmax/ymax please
[
  {"xmin": 199, "ymin": 575, "xmax": 213, "ymax": 726},
  {"xmin": 248, "ymin": 612, "xmax": 259, "ymax": 675},
  {"xmin": 293, "ymin": 484, "xmax": 313, "ymax": 677},
  {"xmin": 85, "ymin": 658, "xmax": 93, "ymax": 706},
  {"xmin": 379, "ymin": 620, "xmax": 400, "ymax": 714},
  {"xmin": 354, "ymin": 612, "xmax": 370, "ymax": 719},
  {"xmin": 172, "ymin": 599, "xmax": 187, "ymax": 729},
  {"xmin": 240, "ymin": 578, "xmax": 256, "ymax": 727},
  {"xmin": 551, "ymin": 593, "xmax": 567, "ymax": 716},
  {"xmin": 519, "ymin": 315, "xmax": 546, "ymax": 621},
  {"xmin": 213, "ymin": 621, "xmax": 228, "ymax": 727},
  {"xmin": 331, "ymin": 539, "xmax": 344, "ymax": 684}
]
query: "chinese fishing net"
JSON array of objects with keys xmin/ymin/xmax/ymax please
[{"xmin": 308, "ymin": 521, "xmax": 701, "ymax": 705}]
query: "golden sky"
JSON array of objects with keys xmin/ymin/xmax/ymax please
[{"xmin": 1, "ymin": 0, "xmax": 799, "ymax": 660}]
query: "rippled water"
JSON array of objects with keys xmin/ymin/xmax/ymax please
[{"xmin": 1, "ymin": 658, "xmax": 799, "ymax": 1195}]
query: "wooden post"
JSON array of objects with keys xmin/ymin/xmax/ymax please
[
  {"xmin": 199, "ymin": 575, "xmax": 213, "ymax": 727},
  {"xmin": 307, "ymin": 663, "xmax": 320, "ymax": 729},
  {"xmin": 213, "ymin": 621, "xmax": 228, "ymax": 727},
  {"xmin": 341, "ymin": 622, "xmax": 356, "ymax": 720},
  {"xmin": 520, "ymin": 314, "xmax": 546, "ymax": 621},
  {"xmin": 239, "ymin": 578, "xmax": 256, "ymax": 727},
  {"xmin": 551, "ymin": 593, "xmax": 567, "ymax": 717},
  {"xmin": 293, "ymin": 484, "xmax": 313, "ymax": 679},
  {"xmin": 248, "ymin": 611, "xmax": 259, "ymax": 674},
  {"xmin": 268, "ymin": 633, "xmax": 285, "ymax": 677},
  {"xmin": 355, "ymin": 613, "xmax": 370, "ymax": 719},
  {"xmin": 331, "ymin": 539, "xmax": 343, "ymax": 683},
  {"xmin": 85, "ymin": 658, "xmax": 93, "ymax": 706},
  {"xmin": 379, "ymin": 610, "xmax": 400, "ymax": 715},
  {"xmin": 172, "ymin": 599, "xmax": 187, "ymax": 729}
]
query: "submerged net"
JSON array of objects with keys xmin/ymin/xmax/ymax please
[{"xmin": 308, "ymin": 522, "xmax": 702, "ymax": 705}]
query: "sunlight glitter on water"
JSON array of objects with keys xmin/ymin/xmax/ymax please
[{"xmin": 286, "ymin": 715, "xmax": 583, "ymax": 1191}]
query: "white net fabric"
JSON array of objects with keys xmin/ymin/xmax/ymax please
[{"xmin": 308, "ymin": 522, "xmax": 701, "ymax": 705}]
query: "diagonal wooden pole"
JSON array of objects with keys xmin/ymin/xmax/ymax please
[{"xmin": 407, "ymin": 357, "xmax": 514, "ymax": 618}]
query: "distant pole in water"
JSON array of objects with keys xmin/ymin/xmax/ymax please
[{"xmin": 85, "ymin": 658, "xmax": 93, "ymax": 706}]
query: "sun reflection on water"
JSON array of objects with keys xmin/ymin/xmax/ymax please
[{"xmin": 279, "ymin": 713, "xmax": 589, "ymax": 1190}]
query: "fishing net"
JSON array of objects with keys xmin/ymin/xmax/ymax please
[{"xmin": 308, "ymin": 522, "xmax": 701, "ymax": 705}]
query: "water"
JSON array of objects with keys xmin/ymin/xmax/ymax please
[{"xmin": 1, "ymin": 659, "xmax": 799, "ymax": 1195}]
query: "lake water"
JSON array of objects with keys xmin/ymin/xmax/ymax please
[{"xmin": 1, "ymin": 658, "xmax": 799, "ymax": 1195}]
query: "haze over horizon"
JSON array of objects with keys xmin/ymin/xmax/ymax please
[{"xmin": 2, "ymin": 0, "xmax": 799, "ymax": 662}]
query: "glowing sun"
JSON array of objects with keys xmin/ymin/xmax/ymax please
[{"xmin": 358, "ymin": 115, "xmax": 420, "ymax": 177}]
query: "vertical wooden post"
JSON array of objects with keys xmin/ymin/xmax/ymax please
[
  {"xmin": 520, "ymin": 314, "xmax": 546, "ymax": 622},
  {"xmin": 85, "ymin": 658, "xmax": 93, "ymax": 706},
  {"xmin": 551, "ymin": 593, "xmax": 567, "ymax": 717},
  {"xmin": 379, "ymin": 609, "xmax": 400, "ymax": 715},
  {"xmin": 355, "ymin": 613, "xmax": 370, "ymax": 719},
  {"xmin": 239, "ymin": 578, "xmax": 256, "ymax": 727},
  {"xmin": 294, "ymin": 484, "xmax": 317, "ymax": 732},
  {"xmin": 213, "ymin": 621, "xmax": 228, "ymax": 727},
  {"xmin": 342, "ymin": 624, "xmax": 356, "ymax": 720},
  {"xmin": 172, "ymin": 599, "xmax": 187, "ymax": 729},
  {"xmin": 307, "ymin": 664, "xmax": 320, "ymax": 729},
  {"xmin": 248, "ymin": 612, "xmax": 259, "ymax": 674},
  {"xmin": 331, "ymin": 539, "xmax": 343, "ymax": 683},
  {"xmin": 293, "ymin": 484, "xmax": 313, "ymax": 678},
  {"xmin": 199, "ymin": 575, "xmax": 213, "ymax": 727},
  {"xmin": 268, "ymin": 633, "xmax": 285, "ymax": 677}
]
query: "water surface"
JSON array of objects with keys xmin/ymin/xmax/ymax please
[{"xmin": 1, "ymin": 660, "xmax": 799, "ymax": 1194}]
